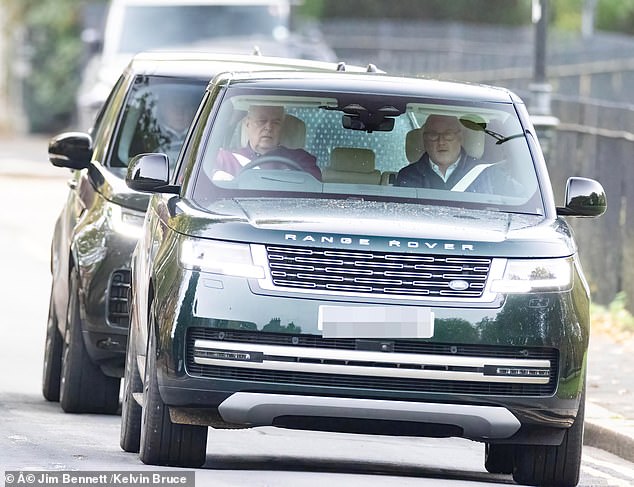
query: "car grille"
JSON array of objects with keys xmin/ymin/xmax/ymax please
[
  {"xmin": 107, "ymin": 269, "xmax": 131, "ymax": 327},
  {"xmin": 186, "ymin": 328, "xmax": 558, "ymax": 397},
  {"xmin": 265, "ymin": 245, "xmax": 491, "ymax": 298}
]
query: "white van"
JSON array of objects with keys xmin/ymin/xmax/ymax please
[{"xmin": 76, "ymin": 0, "xmax": 334, "ymax": 129}]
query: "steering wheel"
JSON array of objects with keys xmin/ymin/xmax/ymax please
[{"xmin": 237, "ymin": 155, "xmax": 304, "ymax": 175}]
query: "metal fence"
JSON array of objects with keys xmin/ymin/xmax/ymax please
[{"xmin": 321, "ymin": 19, "xmax": 634, "ymax": 306}]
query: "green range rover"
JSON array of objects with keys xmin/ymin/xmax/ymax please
[{"xmin": 122, "ymin": 69, "xmax": 606, "ymax": 486}]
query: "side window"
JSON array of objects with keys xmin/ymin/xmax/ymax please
[
  {"xmin": 110, "ymin": 76, "xmax": 206, "ymax": 169},
  {"xmin": 91, "ymin": 74, "xmax": 131, "ymax": 164},
  {"xmin": 175, "ymin": 90, "xmax": 213, "ymax": 186}
]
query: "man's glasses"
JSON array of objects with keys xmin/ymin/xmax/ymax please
[{"xmin": 423, "ymin": 130, "xmax": 461, "ymax": 142}]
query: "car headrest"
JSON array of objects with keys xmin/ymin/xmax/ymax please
[
  {"xmin": 463, "ymin": 127, "xmax": 485, "ymax": 159},
  {"xmin": 279, "ymin": 114, "xmax": 306, "ymax": 149},
  {"xmin": 329, "ymin": 147, "xmax": 376, "ymax": 173},
  {"xmin": 405, "ymin": 128, "xmax": 424, "ymax": 163},
  {"xmin": 404, "ymin": 126, "xmax": 485, "ymax": 163}
]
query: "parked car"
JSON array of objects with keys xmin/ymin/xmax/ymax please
[
  {"xmin": 123, "ymin": 68, "xmax": 606, "ymax": 486},
  {"xmin": 76, "ymin": 0, "xmax": 335, "ymax": 129},
  {"xmin": 42, "ymin": 51, "xmax": 364, "ymax": 415}
]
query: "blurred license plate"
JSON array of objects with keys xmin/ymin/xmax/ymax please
[{"xmin": 318, "ymin": 305, "xmax": 434, "ymax": 339}]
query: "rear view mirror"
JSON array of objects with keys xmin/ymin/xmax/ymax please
[{"xmin": 342, "ymin": 114, "xmax": 395, "ymax": 132}]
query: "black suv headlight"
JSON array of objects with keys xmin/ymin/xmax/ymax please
[
  {"xmin": 490, "ymin": 257, "xmax": 573, "ymax": 293},
  {"xmin": 180, "ymin": 238, "xmax": 265, "ymax": 279}
]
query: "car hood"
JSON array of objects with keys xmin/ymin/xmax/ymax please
[{"xmin": 172, "ymin": 198, "xmax": 576, "ymax": 258}]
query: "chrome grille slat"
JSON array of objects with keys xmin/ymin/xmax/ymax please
[
  {"xmin": 186, "ymin": 329, "xmax": 559, "ymax": 397},
  {"xmin": 265, "ymin": 245, "xmax": 491, "ymax": 298}
]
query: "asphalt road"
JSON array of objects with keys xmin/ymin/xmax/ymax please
[{"xmin": 1, "ymin": 140, "xmax": 633, "ymax": 486}]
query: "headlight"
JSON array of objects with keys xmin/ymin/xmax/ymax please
[
  {"xmin": 108, "ymin": 203, "xmax": 145, "ymax": 239},
  {"xmin": 180, "ymin": 238, "xmax": 265, "ymax": 279},
  {"xmin": 490, "ymin": 257, "xmax": 573, "ymax": 293}
]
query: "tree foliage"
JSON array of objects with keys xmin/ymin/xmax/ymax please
[
  {"xmin": 300, "ymin": 0, "xmax": 531, "ymax": 25},
  {"xmin": 6, "ymin": 0, "xmax": 634, "ymax": 133},
  {"xmin": 298, "ymin": 0, "xmax": 634, "ymax": 35},
  {"xmin": 596, "ymin": 0, "xmax": 634, "ymax": 34},
  {"xmin": 3, "ymin": 0, "xmax": 102, "ymax": 132}
]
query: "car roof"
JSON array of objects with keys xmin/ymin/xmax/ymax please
[
  {"xmin": 215, "ymin": 70, "xmax": 521, "ymax": 104},
  {"xmin": 125, "ymin": 51, "xmax": 371, "ymax": 79}
]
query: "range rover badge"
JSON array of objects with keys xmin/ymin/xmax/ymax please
[{"xmin": 449, "ymin": 280, "xmax": 470, "ymax": 291}]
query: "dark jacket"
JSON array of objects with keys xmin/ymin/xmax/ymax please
[{"xmin": 395, "ymin": 150, "xmax": 493, "ymax": 192}]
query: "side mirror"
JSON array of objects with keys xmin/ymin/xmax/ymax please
[
  {"xmin": 126, "ymin": 153, "xmax": 179, "ymax": 194},
  {"xmin": 48, "ymin": 132, "xmax": 93, "ymax": 170},
  {"xmin": 557, "ymin": 177, "xmax": 607, "ymax": 217}
]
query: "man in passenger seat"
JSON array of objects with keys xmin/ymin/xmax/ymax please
[
  {"xmin": 213, "ymin": 105, "xmax": 321, "ymax": 181},
  {"xmin": 395, "ymin": 114, "xmax": 495, "ymax": 192}
]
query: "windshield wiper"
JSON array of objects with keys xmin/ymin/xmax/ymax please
[{"xmin": 460, "ymin": 117, "xmax": 525, "ymax": 145}]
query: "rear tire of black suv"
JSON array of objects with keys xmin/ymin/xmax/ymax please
[
  {"xmin": 42, "ymin": 293, "xmax": 63, "ymax": 402},
  {"xmin": 59, "ymin": 268, "xmax": 120, "ymax": 414},
  {"xmin": 120, "ymin": 315, "xmax": 143, "ymax": 452},
  {"xmin": 139, "ymin": 313, "xmax": 207, "ymax": 467},
  {"xmin": 512, "ymin": 385, "xmax": 585, "ymax": 487},
  {"xmin": 484, "ymin": 443, "xmax": 514, "ymax": 474}
]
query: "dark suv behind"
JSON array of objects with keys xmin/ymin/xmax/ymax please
[
  {"xmin": 124, "ymin": 69, "xmax": 606, "ymax": 486},
  {"xmin": 42, "ymin": 52, "xmax": 361, "ymax": 414}
]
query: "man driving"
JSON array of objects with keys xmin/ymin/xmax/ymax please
[{"xmin": 213, "ymin": 105, "xmax": 321, "ymax": 181}]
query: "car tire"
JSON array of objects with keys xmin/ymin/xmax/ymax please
[
  {"xmin": 59, "ymin": 268, "xmax": 120, "ymax": 414},
  {"xmin": 484, "ymin": 443, "xmax": 513, "ymax": 474},
  {"xmin": 42, "ymin": 292, "xmax": 63, "ymax": 402},
  {"xmin": 512, "ymin": 385, "xmax": 585, "ymax": 487},
  {"xmin": 139, "ymin": 312, "xmax": 207, "ymax": 467},
  {"xmin": 120, "ymin": 313, "xmax": 143, "ymax": 452}
]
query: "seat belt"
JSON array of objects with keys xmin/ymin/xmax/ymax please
[
  {"xmin": 451, "ymin": 162, "xmax": 498, "ymax": 192},
  {"xmin": 233, "ymin": 152, "xmax": 252, "ymax": 166},
  {"xmin": 211, "ymin": 152, "xmax": 253, "ymax": 181}
]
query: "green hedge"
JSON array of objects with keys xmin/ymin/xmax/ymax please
[
  {"xmin": 6, "ymin": 0, "xmax": 634, "ymax": 133},
  {"xmin": 4, "ymin": 0, "xmax": 103, "ymax": 133}
]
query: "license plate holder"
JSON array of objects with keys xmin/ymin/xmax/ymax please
[{"xmin": 318, "ymin": 305, "xmax": 434, "ymax": 338}]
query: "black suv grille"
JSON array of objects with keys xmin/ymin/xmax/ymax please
[
  {"xmin": 107, "ymin": 269, "xmax": 131, "ymax": 327},
  {"xmin": 265, "ymin": 245, "xmax": 491, "ymax": 298},
  {"xmin": 186, "ymin": 328, "xmax": 558, "ymax": 397}
]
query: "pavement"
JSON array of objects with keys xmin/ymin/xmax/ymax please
[{"xmin": 1, "ymin": 132, "xmax": 633, "ymax": 462}]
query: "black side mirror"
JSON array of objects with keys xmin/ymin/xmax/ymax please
[
  {"xmin": 126, "ymin": 153, "xmax": 179, "ymax": 194},
  {"xmin": 557, "ymin": 177, "xmax": 607, "ymax": 217},
  {"xmin": 48, "ymin": 132, "xmax": 93, "ymax": 170}
]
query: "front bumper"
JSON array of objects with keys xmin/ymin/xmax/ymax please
[
  {"xmin": 76, "ymin": 231, "xmax": 136, "ymax": 373},
  {"xmin": 153, "ymin": 267, "xmax": 588, "ymax": 442}
]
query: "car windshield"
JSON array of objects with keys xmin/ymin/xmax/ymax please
[
  {"xmin": 110, "ymin": 76, "xmax": 207, "ymax": 169},
  {"xmin": 191, "ymin": 87, "xmax": 543, "ymax": 215},
  {"xmin": 117, "ymin": 3, "xmax": 289, "ymax": 54}
]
